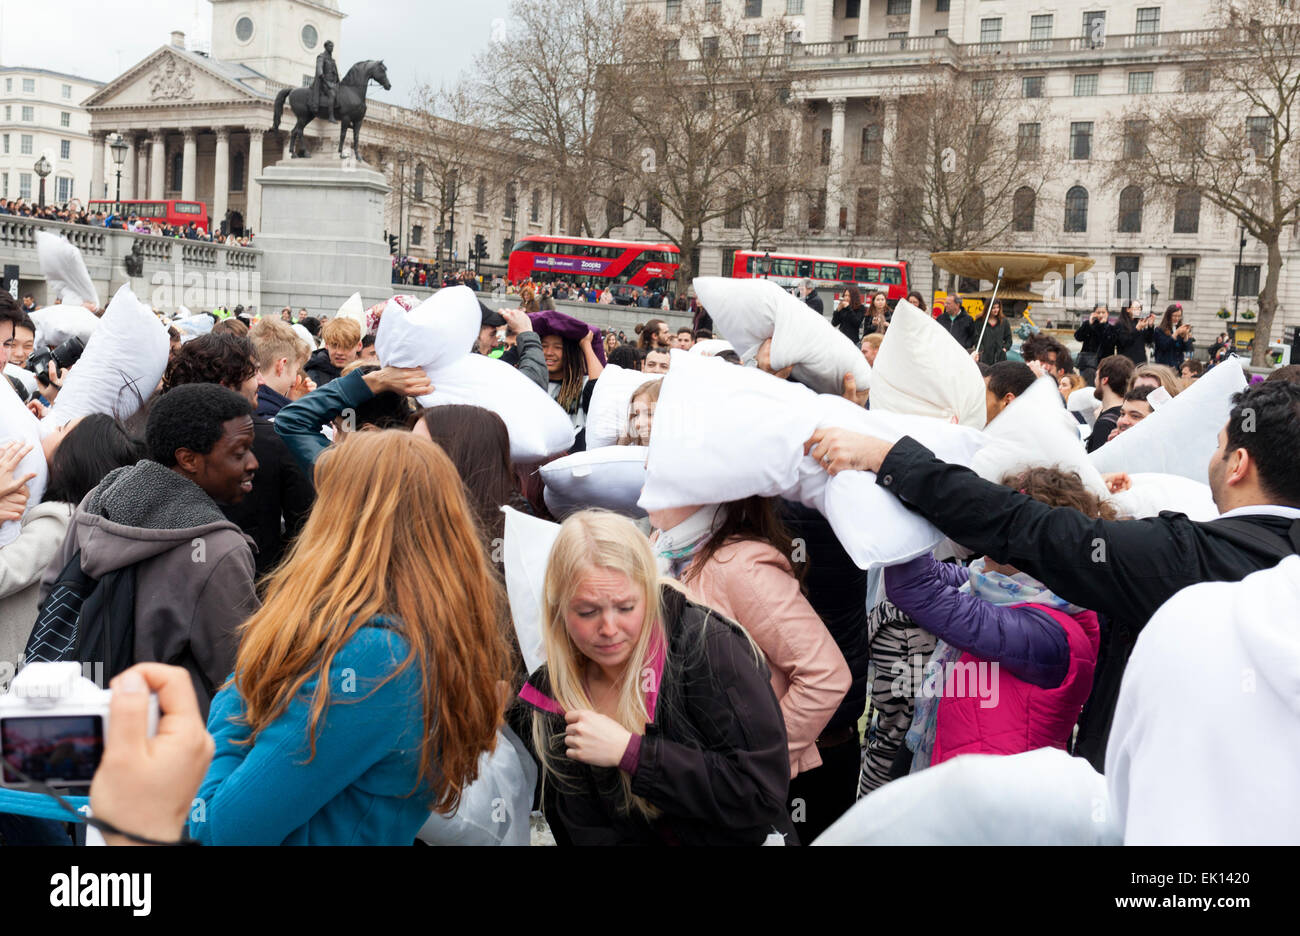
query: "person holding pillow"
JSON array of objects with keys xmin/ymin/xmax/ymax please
[
  {"xmin": 532, "ymin": 310, "xmax": 605, "ymax": 452},
  {"xmin": 521, "ymin": 510, "xmax": 793, "ymax": 846},
  {"xmin": 650, "ymin": 497, "xmax": 851, "ymax": 843}
]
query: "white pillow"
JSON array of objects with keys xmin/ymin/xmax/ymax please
[
  {"xmin": 1090, "ymin": 357, "xmax": 1247, "ymax": 484},
  {"xmin": 870, "ymin": 299, "xmax": 987, "ymax": 428},
  {"xmin": 502, "ymin": 506, "xmax": 560, "ymax": 675},
  {"xmin": 417, "ymin": 727, "xmax": 535, "ymax": 846},
  {"xmin": 585, "ymin": 363, "xmax": 660, "ymax": 450},
  {"xmin": 172, "ymin": 313, "xmax": 214, "ymax": 342},
  {"xmin": 689, "ymin": 338, "xmax": 734, "ymax": 356},
  {"xmin": 1068, "ymin": 386, "xmax": 1101, "ymax": 428},
  {"xmin": 0, "ymin": 383, "xmax": 48, "ymax": 548},
  {"xmin": 640, "ymin": 350, "xmax": 987, "ymax": 570},
  {"xmin": 4, "ymin": 363, "xmax": 37, "ymax": 398},
  {"xmin": 541, "ymin": 445, "xmax": 648, "ymax": 519},
  {"xmin": 43, "ymin": 284, "xmax": 169, "ymax": 429},
  {"xmin": 36, "ymin": 231, "xmax": 98, "ymax": 308},
  {"xmin": 29, "ymin": 305, "xmax": 100, "ymax": 352},
  {"xmin": 973, "ymin": 376, "xmax": 1108, "ymax": 499},
  {"xmin": 336, "ymin": 291, "xmax": 365, "ymax": 326},
  {"xmin": 378, "ymin": 288, "xmax": 574, "ymax": 461},
  {"xmin": 1108, "ymin": 472, "xmax": 1219, "ymax": 522},
  {"xmin": 693, "ymin": 276, "xmax": 871, "ymax": 395}
]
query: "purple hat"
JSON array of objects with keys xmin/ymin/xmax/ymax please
[{"xmin": 528, "ymin": 309, "xmax": 606, "ymax": 366}]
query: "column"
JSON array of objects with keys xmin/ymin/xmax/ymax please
[
  {"xmin": 788, "ymin": 110, "xmax": 805, "ymax": 229},
  {"xmin": 213, "ymin": 128, "xmax": 230, "ymax": 231},
  {"xmin": 246, "ymin": 128, "xmax": 264, "ymax": 235},
  {"xmin": 826, "ymin": 97, "xmax": 847, "ymax": 232},
  {"xmin": 909, "ymin": 0, "xmax": 922, "ymax": 41},
  {"xmin": 90, "ymin": 132, "xmax": 106, "ymax": 202},
  {"xmin": 149, "ymin": 130, "xmax": 166, "ymax": 199},
  {"xmin": 121, "ymin": 134, "xmax": 136, "ymax": 199},
  {"xmin": 135, "ymin": 137, "xmax": 149, "ymax": 200},
  {"xmin": 181, "ymin": 129, "xmax": 198, "ymax": 201}
]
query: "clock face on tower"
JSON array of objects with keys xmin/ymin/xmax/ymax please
[
  {"xmin": 235, "ymin": 16, "xmax": 254, "ymax": 42},
  {"xmin": 301, "ymin": 24, "xmax": 318, "ymax": 49}
]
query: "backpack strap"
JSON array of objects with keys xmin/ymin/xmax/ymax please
[{"xmin": 1206, "ymin": 515, "xmax": 1300, "ymax": 559}]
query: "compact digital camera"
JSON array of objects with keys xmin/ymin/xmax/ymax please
[{"xmin": 0, "ymin": 662, "xmax": 158, "ymax": 792}]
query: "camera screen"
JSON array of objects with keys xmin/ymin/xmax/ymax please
[{"xmin": 0, "ymin": 716, "xmax": 104, "ymax": 786}]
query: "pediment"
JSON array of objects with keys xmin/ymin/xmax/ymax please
[{"xmin": 83, "ymin": 47, "xmax": 265, "ymax": 110}]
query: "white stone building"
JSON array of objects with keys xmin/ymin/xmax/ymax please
[
  {"xmin": 0, "ymin": 67, "xmax": 105, "ymax": 205},
  {"xmin": 625, "ymin": 0, "xmax": 1299, "ymax": 344}
]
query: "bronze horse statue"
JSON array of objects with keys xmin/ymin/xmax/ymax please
[{"xmin": 272, "ymin": 59, "xmax": 391, "ymax": 160}]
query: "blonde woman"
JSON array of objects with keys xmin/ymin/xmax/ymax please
[
  {"xmin": 191, "ymin": 431, "xmax": 510, "ymax": 845},
  {"xmin": 1133, "ymin": 362, "xmax": 1184, "ymax": 398},
  {"xmin": 521, "ymin": 510, "xmax": 793, "ymax": 846},
  {"xmin": 616, "ymin": 379, "xmax": 661, "ymax": 446}
]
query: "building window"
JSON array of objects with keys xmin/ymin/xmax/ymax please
[
  {"xmin": 235, "ymin": 16, "xmax": 254, "ymax": 41},
  {"xmin": 62, "ymin": 84, "xmax": 72, "ymax": 99},
  {"xmin": 475, "ymin": 178, "xmax": 486, "ymax": 213},
  {"xmin": 1123, "ymin": 119, "xmax": 1149, "ymax": 160},
  {"xmin": 1180, "ymin": 119, "xmax": 1205, "ymax": 159},
  {"xmin": 979, "ymin": 18, "xmax": 1002, "ymax": 49},
  {"xmin": 855, "ymin": 187, "xmax": 877, "ymax": 235},
  {"xmin": 606, "ymin": 195, "xmax": 623, "ymax": 228},
  {"xmin": 55, "ymin": 177, "xmax": 72, "ymax": 202},
  {"xmin": 786, "ymin": 0, "xmax": 804, "ymax": 13},
  {"xmin": 887, "ymin": 0, "xmax": 911, "ymax": 14},
  {"xmin": 647, "ymin": 194, "xmax": 663, "ymax": 228},
  {"xmin": 1, "ymin": 135, "xmax": 7, "ymax": 155},
  {"xmin": 1247, "ymin": 116, "xmax": 1272, "ymax": 156},
  {"xmin": 3, "ymin": 106, "xmax": 9, "ymax": 120},
  {"xmin": 1070, "ymin": 122, "xmax": 1093, "ymax": 160},
  {"xmin": 1173, "ymin": 189, "xmax": 1201, "ymax": 233},
  {"xmin": 3, "ymin": 78, "xmax": 9, "ymax": 92},
  {"xmin": 1118, "ymin": 185, "xmax": 1144, "ymax": 233},
  {"xmin": 1022, "ymin": 76, "xmax": 1044, "ymax": 98},
  {"xmin": 809, "ymin": 188, "xmax": 826, "ymax": 230},
  {"xmin": 1012, "ymin": 186, "xmax": 1036, "ymax": 232},
  {"xmin": 21, "ymin": 78, "xmax": 34, "ymax": 93},
  {"xmin": 962, "ymin": 187, "xmax": 985, "ymax": 231},
  {"xmin": 413, "ymin": 164, "xmax": 424, "ymax": 200},
  {"xmin": 232, "ymin": 152, "xmax": 245, "ymax": 192},
  {"xmin": 663, "ymin": 38, "xmax": 680, "ymax": 58},
  {"xmin": 1184, "ymin": 68, "xmax": 1210, "ymax": 92},
  {"xmin": 860, "ymin": 124, "xmax": 882, "ymax": 164},
  {"xmin": 20, "ymin": 134, "xmax": 32, "ymax": 156},
  {"xmin": 972, "ymin": 78, "xmax": 994, "ymax": 99},
  {"xmin": 820, "ymin": 127, "xmax": 831, "ymax": 166},
  {"xmin": 1170, "ymin": 257, "xmax": 1197, "ymax": 301},
  {"xmin": 706, "ymin": 0, "xmax": 722, "ymax": 18},
  {"xmin": 1017, "ymin": 122, "xmax": 1041, "ymax": 160},
  {"xmin": 744, "ymin": 0, "xmax": 762, "ymax": 16},
  {"xmin": 1234, "ymin": 264, "xmax": 1261, "ymax": 297},
  {"xmin": 1064, "ymin": 186, "xmax": 1089, "ymax": 232},
  {"xmin": 60, "ymin": 140, "xmax": 71, "ymax": 160},
  {"xmin": 501, "ymin": 237, "xmax": 513, "ymax": 261},
  {"xmin": 530, "ymin": 188, "xmax": 541, "ymax": 223},
  {"xmin": 764, "ymin": 190, "xmax": 785, "ymax": 229},
  {"xmin": 1135, "ymin": 7, "xmax": 1160, "ymax": 44},
  {"xmin": 1073, "ymin": 74, "xmax": 1098, "ymax": 96},
  {"xmin": 1, "ymin": 172, "xmax": 6, "ymax": 197},
  {"xmin": 1029, "ymin": 14, "xmax": 1053, "ymax": 50},
  {"xmin": 935, "ymin": 28, "xmax": 948, "ymax": 37},
  {"xmin": 1128, "ymin": 71, "xmax": 1154, "ymax": 94},
  {"xmin": 724, "ymin": 191, "xmax": 742, "ymax": 229},
  {"xmin": 505, "ymin": 181, "xmax": 518, "ymax": 219},
  {"xmin": 846, "ymin": 0, "xmax": 861, "ymax": 18},
  {"xmin": 411, "ymin": 225, "xmax": 422, "ymax": 247},
  {"xmin": 665, "ymin": 0, "xmax": 681, "ymax": 23},
  {"xmin": 172, "ymin": 152, "xmax": 183, "ymax": 191},
  {"xmin": 1082, "ymin": 10, "xmax": 1106, "ymax": 46},
  {"xmin": 19, "ymin": 173, "xmax": 32, "ymax": 199},
  {"xmin": 60, "ymin": 111, "xmax": 71, "ymax": 127},
  {"xmin": 702, "ymin": 36, "xmax": 720, "ymax": 58},
  {"xmin": 743, "ymin": 33, "xmax": 761, "ymax": 55},
  {"xmin": 21, "ymin": 106, "xmax": 34, "ymax": 121}
]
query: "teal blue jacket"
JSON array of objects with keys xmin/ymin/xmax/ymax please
[
  {"xmin": 273, "ymin": 369, "xmax": 375, "ymax": 475},
  {"xmin": 189, "ymin": 623, "xmax": 434, "ymax": 845}
]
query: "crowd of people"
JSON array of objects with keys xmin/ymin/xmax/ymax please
[
  {"xmin": 0, "ymin": 199, "xmax": 253, "ymax": 245},
  {"xmin": 0, "ymin": 261, "xmax": 1295, "ymax": 851}
]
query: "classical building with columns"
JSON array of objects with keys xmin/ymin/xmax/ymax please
[
  {"xmin": 82, "ymin": 0, "xmax": 558, "ymax": 274},
  {"xmin": 623, "ymin": 0, "xmax": 1299, "ymax": 343}
]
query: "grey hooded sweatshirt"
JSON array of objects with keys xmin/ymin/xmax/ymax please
[{"xmin": 40, "ymin": 460, "xmax": 260, "ymax": 716}]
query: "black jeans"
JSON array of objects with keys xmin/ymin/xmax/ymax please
[{"xmin": 786, "ymin": 732, "xmax": 862, "ymax": 845}]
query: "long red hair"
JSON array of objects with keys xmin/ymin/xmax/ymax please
[{"xmin": 231, "ymin": 430, "xmax": 509, "ymax": 814}]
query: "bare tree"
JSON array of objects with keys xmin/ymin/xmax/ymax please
[
  {"xmin": 1105, "ymin": 0, "xmax": 1300, "ymax": 365},
  {"xmin": 595, "ymin": 4, "xmax": 806, "ymax": 290},
  {"xmin": 471, "ymin": 0, "xmax": 625, "ymax": 238},
  {"xmin": 880, "ymin": 67, "xmax": 1057, "ymax": 290}
]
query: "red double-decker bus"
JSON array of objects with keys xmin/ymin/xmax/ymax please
[
  {"xmin": 88, "ymin": 199, "xmax": 210, "ymax": 232},
  {"xmin": 731, "ymin": 250, "xmax": 910, "ymax": 302},
  {"xmin": 508, "ymin": 236, "xmax": 680, "ymax": 293}
]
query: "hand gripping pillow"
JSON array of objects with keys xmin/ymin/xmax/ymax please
[
  {"xmin": 43, "ymin": 284, "xmax": 169, "ymax": 430},
  {"xmin": 640, "ymin": 350, "xmax": 986, "ymax": 570},
  {"xmin": 693, "ymin": 276, "xmax": 871, "ymax": 395},
  {"xmin": 36, "ymin": 231, "xmax": 99, "ymax": 309},
  {"xmin": 584, "ymin": 364, "xmax": 660, "ymax": 450},
  {"xmin": 972, "ymin": 376, "xmax": 1108, "ymax": 499},
  {"xmin": 502, "ymin": 506, "xmax": 561, "ymax": 675},
  {"xmin": 1090, "ymin": 357, "xmax": 1247, "ymax": 484},
  {"xmin": 29, "ymin": 305, "xmax": 100, "ymax": 352},
  {"xmin": 1107, "ymin": 473, "xmax": 1218, "ymax": 522},
  {"xmin": 541, "ymin": 446, "xmax": 648, "ymax": 519},
  {"xmin": 377, "ymin": 287, "xmax": 574, "ymax": 461},
  {"xmin": 869, "ymin": 299, "xmax": 987, "ymax": 428},
  {"xmin": 0, "ymin": 383, "xmax": 48, "ymax": 548}
]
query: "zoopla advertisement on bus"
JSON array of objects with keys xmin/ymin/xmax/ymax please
[{"xmin": 531, "ymin": 256, "xmax": 613, "ymax": 274}]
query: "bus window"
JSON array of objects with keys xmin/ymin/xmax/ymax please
[
  {"xmin": 796, "ymin": 260, "xmax": 813, "ymax": 277},
  {"xmin": 881, "ymin": 267, "xmax": 902, "ymax": 285},
  {"xmin": 814, "ymin": 262, "xmax": 839, "ymax": 279},
  {"xmin": 745, "ymin": 256, "xmax": 756, "ymax": 273},
  {"xmin": 837, "ymin": 264, "xmax": 854, "ymax": 281},
  {"xmin": 856, "ymin": 266, "xmax": 880, "ymax": 283},
  {"xmin": 772, "ymin": 258, "xmax": 797, "ymax": 277},
  {"xmin": 175, "ymin": 202, "xmax": 202, "ymax": 214}
]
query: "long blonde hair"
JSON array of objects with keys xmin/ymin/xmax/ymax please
[
  {"xmin": 616, "ymin": 379, "xmax": 662, "ymax": 446},
  {"xmin": 231, "ymin": 430, "xmax": 509, "ymax": 815},
  {"xmin": 532, "ymin": 510, "xmax": 664, "ymax": 817}
]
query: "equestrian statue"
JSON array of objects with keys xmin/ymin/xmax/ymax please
[{"xmin": 272, "ymin": 41, "xmax": 391, "ymax": 161}]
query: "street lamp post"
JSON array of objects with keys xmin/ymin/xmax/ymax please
[
  {"xmin": 1234, "ymin": 224, "xmax": 1248, "ymax": 319},
  {"xmin": 33, "ymin": 155, "xmax": 51, "ymax": 208},
  {"xmin": 109, "ymin": 133, "xmax": 129, "ymax": 206},
  {"xmin": 396, "ymin": 152, "xmax": 408, "ymax": 260},
  {"xmin": 762, "ymin": 250, "xmax": 771, "ymax": 279},
  {"xmin": 1149, "ymin": 283, "xmax": 1159, "ymax": 315}
]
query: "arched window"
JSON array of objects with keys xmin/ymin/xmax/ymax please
[
  {"xmin": 1118, "ymin": 185, "xmax": 1143, "ymax": 233},
  {"xmin": 1174, "ymin": 188, "xmax": 1201, "ymax": 233},
  {"xmin": 1012, "ymin": 186, "xmax": 1036, "ymax": 232},
  {"xmin": 1064, "ymin": 185, "xmax": 1089, "ymax": 233},
  {"xmin": 413, "ymin": 163, "xmax": 425, "ymax": 200}
]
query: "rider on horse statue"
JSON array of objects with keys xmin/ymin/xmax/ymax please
[{"xmin": 311, "ymin": 40, "xmax": 339, "ymax": 122}]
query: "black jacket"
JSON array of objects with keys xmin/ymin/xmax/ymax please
[
  {"xmin": 523, "ymin": 585, "xmax": 793, "ymax": 845},
  {"xmin": 832, "ymin": 304, "xmax": 865, "ymax": 344},
  {"xmin": 937, "ymin": 311, "xmax": 977, "ymax": 351},
  {"xmin": 1113, "ymin": 321, "xmax": 1149, "ymax": 365},
  {"xmin": 875, "ymin": 436, "xmax": 1300, "ymax": 770},
  {"xmin": 220, "ymin": 417, "xmax": 314, "ymax": 579},
  {"xmin": 1086, "ymin": 404, "xmax": 1122, "ymax": 454},
  {"xmin": 780, "ymin": 500, "xmax": 870, "ymax": 735},
  {"xmin": 805, "ymin": 294, "xmax": 824, "ymax": 315},
  {"xmin": 1074, "ymin": 320, "xmax": 1116, "ymax": 359},
  {"xmin": 974, "ymin": 316, "xmax": 1013, "ymax": 364},
  {"xmin": 303, "ymin": 347, "xmax": 342, "ymax": 387}
]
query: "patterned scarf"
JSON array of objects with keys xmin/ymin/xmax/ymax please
[
  {"xmin": 906, "ymin": 558, "xmax": 1082, "ymax": 771},
  {"xmin": 653, "ymin": 505, "xmax": 722, "ymax": 580}
]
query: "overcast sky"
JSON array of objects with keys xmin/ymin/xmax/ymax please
[{"xmin": 0, "ymin": 0, "xmax": 512, "ymax": 104}]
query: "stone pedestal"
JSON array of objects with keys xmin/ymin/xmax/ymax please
[{"xmin": 253, "ymin": 153, "xmax": 392, "ymax": 316}]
